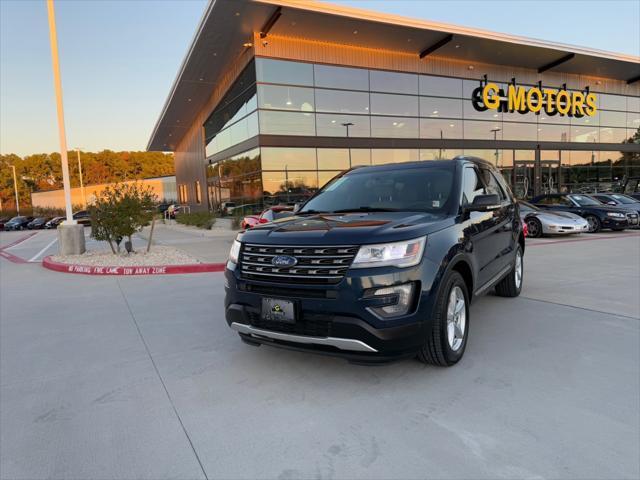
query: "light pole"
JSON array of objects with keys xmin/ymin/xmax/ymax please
[
  {"xmin": 75, "ymin": 147, "xmax": 86, "ymax": 208},
  {"xmin": 341, "ymin": 122, "xmax": 354, "ymax": 168},
  {"xmin": 10, "ymin": 165, "xmax": 19, "ymax": 214},
  {"xmin": 491, "ymin": 127, "xmax": 501, "ymax": 167}
]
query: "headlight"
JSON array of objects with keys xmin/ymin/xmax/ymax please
[
  {"xmin": 351, "ymin": 236, "xmax": 426, "ymax": 269},
  {"xmin": 607, "ymin": 212, "xmax": 625, "ymax": 218},
  {"xmin": 228, "ymin": 239, "xmax": 241, "ymax": 264}
]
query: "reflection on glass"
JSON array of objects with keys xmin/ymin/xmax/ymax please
[
  {"xmin": 463, "ymin": 100, "xmax": 501, "ymax": 121},
  {"xmin": 208, "ymin": 148, "xmax": 262, "ymax": 204},
  {"xmin": 464, "ymin": 120, "xmax": 503, "ymax": 140},
  {"xmin": 502, "ymin": 109, "xmax": 539, "ymax": 123},
  {"xmin": 420, "ymin": 97, "xmax": 463, "ymax": 118},
  {"xmin": 627, "ymin": 113, "xmax": 640, "ymax": 129},
  {"xmin": 420, "ymin": 118, "xmax": 462, "ymax": 139},
  {"xmin": 316, "ymin": 114, "xmax": 370, "ymax": 137},
  {"xmin": 570, "ymin": 126, "xmax": 598, "ymax": 142},
  {"xmin": 315, "ymin": 89, "xmax": 369, "ymax": 114},
  {"xmin": 503, "ymin": 122, "xmax": 537, "ymax": 141},
  {"xmin": 599, "ymin": 110, "xmax": 627, "ymax": 127},
  {"xmin": 318, "ymin": 171, "xmax": 343, "ymax": 189},
  {"xmin": 206, "ymin": 112, "xmax": 259, "ymax": 158},
  {"xmin": 255, "ymin": 58, "xmax": 313, "ymax": 85},
  {"xmin": 538, "ymin": 111, "xmax": 570, "ymax": 125},
  {"xmin": 314, "ymin": 64, "xmax": 369, "ymax": 90},
  {"xmin": 261, "ymin": 147, "xmax": 317, "ymax": 171},
  {"xmin": 349, "ymin": 149, "xmax": 372, "ymax": 166},
  {"xmin": 537, "ymin": 123, "xmax": 569, "ymax": 142},
  {"xmin": 628, "ymin": 96, "xmax": 640, "ymax": 113},
  {"xmin": 261, "ymin": 171, "xmax": 318, "ymax": 198},
  {"xmin": 370, "ymin": 93, "xmax": 418, "ymax": 116},
  {"xmin": 571, "ymin": 110, "xmax": 599, "ymax": 126},
  {"xmin": 259, "ymin": 110, "xmax": 315, "ymax": 136},
  {"xmin": 371, "ymin": 116, "xmax": 418, "ymax": 137},
  {"xmin": 420, "ymin": 75, "xmax": 462, "ymax": 98},
  {"xmin": 599, "ymin": 93, "xmax": 626, "ymax": 111},
  {"xmin": 369, "ymin": 70, "xmax": 418, "ymax": 94},
  {"xmin": 317, "ymin": 149, "xmax": 350, "ymax": 170},
  {"xmin": 420, "ymin": 149, "xmax": 463, "ymax": 161},
  {"xmin": 599, "ymin": 127, "xmax": 627, "ymax": 143},
  {"xmin": 371, "ymin": 149, "xmax": 419, "ymax": 165},
  {"xmin": 258, "ymin": 85, "xmax": 314, "ymax": 111},
  {"xmin": 462, "ymin": 149, "xmax": 499, "ymax": 165}
]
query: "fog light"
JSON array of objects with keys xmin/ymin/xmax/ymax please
[{"xmin": 367, "ymin": 283, "xmax": 415, "ymax": 319}]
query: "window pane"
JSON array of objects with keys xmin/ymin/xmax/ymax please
[
  {"xmin": 316, "ymin": 114, "xmax": 370, "ymax": 137},
  {"xmin": 571, "ymin": 111, "xmax": 599, "ymax": 126},
  {"xmin": 464, "ymin": 120, "xmax": 503, "ymax": 140},
  {"xmin": 261, "ymin": 147, "xmax": 316, "ymax": 170},
  {"xmin": 463, "ymin": 79, "xmax": 493, "ymax": 98},
  {"xmin": 503, "ymin": 122, "xmax": 538, "ymax": 141},
  {"xmin": 537, "ymin": 123, "xmax": 569, "ymax": 142},
  {"xmin": 627, "ymin": 112, "xmax": 640, "ymax": 129},
  {"xmin": 318, "ymin": 171, "xmax": 343, "ymax": 188},
  {"xmin": 502, "ymin": 109, "xmax": 539, "ymax": 123},
  {"xmin": 371, "ymin": 149, "xmax": 419, "ymax": 164},
  {"xmin": 350, "ymin": 149, "xmax": 372, "ymax": 166},
  {"xmin": 420, "ymin": 75, "xmax": 462, "ymax": 98},
  {"xmin": 599, "ymin": 93, "xmax": 626, "ymax": 111},
  {"xmin": 463, "ymin": 100, "xmax": 502, "ymax": 121},
  {"xmin": 262, "ymin": 171, "xmax": 318, "ymax": 201},
  {"xmin": 371, "ymin": 116, "xmax": 419, "ymax": 138},
  {"xmin": 370, "ymin": 93, "xmax": 418, "ymax": 116},
  {"xmin": 628, "ymin": 96, "xmax": 640, "ymax": 113},
  {"xmin": 420, "ymin": 118, "xmax": 463, "ymax": 139},
  {"xmin": 599, "ymin": 110, "xmax": 627, "ymax": 127},
  {"xmin": 257, "ymin": 85, "xmax": 314, "ymax": 111},
  {"xmin": 314, "ymin": 64, "xmax": 368, "ymax": 90},
  {"xmin": 369, "ymin": 70, "xmax": 418, "ymax": 94},
  {"xmin": 256, "ymin": 58, "xmax": 313, "ymax": 86},
  {"xmin": 315, "ymin": 89, "xmax": 369, "ymax": 114},
  {"xmin": 570, "ymin": 126, "xmax": 599, "ymax": 142},
  {"xmin": 539, "ymin": 111, "xmax": 570, "ymax": 125},
  {"xmin": 420, "ymin": 149, "xmax": 463, "ymax": 160},
  {"xmin": 420, "ymin": 97, "xmax": 463, "ymax": 118},
  {"xmin": 317, "ymin": 149, "xmax": 350, "ymax": 170},
  {"xmin": 599, "ymin": 127, "xmax": 628, "ymax": 143},
  {"xmin": 259, "ymin": 111, "xmax": 315, "ymax": 136}
]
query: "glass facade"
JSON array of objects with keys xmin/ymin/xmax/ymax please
[{"xmin": 202, "ymin": 57, "xmax": 639, "ymax": 207}]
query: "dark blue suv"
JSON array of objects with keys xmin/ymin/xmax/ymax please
[{"xmin": 225, "ymin": 157, "xmax": 525, "ymax": 366}]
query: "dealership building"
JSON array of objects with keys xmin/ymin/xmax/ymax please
[{"xmin": 147, "ymin": 0, "xmax": 640, "ymax": 210}]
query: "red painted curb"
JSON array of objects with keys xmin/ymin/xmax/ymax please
[
  {"xmin": 0, "ymin": 231, "xmax": 39, "ymax": 250},
  {"xmin": 42, "ymin": 256, "xmax": 226, "ymax": 275},
  {"xmin": 0, "ymin": 232, "xmax": 39, "ymax": 264},
  {"xmin": 527, "ymin": 232, "xmax": 640, "ymax": 247}
]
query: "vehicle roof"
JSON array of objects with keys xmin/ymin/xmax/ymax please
[{"xmin": 346, "ymin": 156, "xmax": 494, "ymax": 174}]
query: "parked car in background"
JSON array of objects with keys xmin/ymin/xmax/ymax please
[
  {"xmin": 73, "ymin": 210, "xmax": 91, "ymax": 226},
  {"xmin": 3, "ymin": 216, "xmax": 34, "ymax": 231},
  {"xmin": 220, "ymin": 202, "xmax": 237, "ymax": 216},
  {"xmin": 518, "ymin": 200, "xmax": 589, "ymax": 238},
  {"xmin": 591, "ymin": 194, "xmax": 640, "ymax": 227},
  {"xmin": 27, "ymin": 217, "xmax": 51, "ymax": 230},
  {"xmin": 241, "ymin": 205, "xmax": 295, "ymax": 229},
  {"xmin": 619, "ymin": 176, "xmax": 640, "ymax": 201},
  {"xmin": 531, "ymin": 193, "xmax": 633, "ymax": 233},
  {"xmin": 0, "ymin": 216, "xmax": 10, "ymax": 231},
  {"xmin": 45, "ymin": 217, "xmax": 65, "ymax": 229}
]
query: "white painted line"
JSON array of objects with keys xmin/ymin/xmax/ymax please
[
  {"xmin": 29, "ymin": 237, "xmax": 58, "ymax": 262},
  {"xmin": 4, "ymin": 232, "xmax": 40, "ymax": 251}
]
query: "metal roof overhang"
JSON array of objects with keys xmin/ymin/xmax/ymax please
[{"xmin": 147, "ymin": 0, "xmax": 640, "ymax": 151}]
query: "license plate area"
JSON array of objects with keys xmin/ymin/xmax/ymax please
[{"xmin": 261, "ymin": 298, "xmax": 296, "ymax": 323}]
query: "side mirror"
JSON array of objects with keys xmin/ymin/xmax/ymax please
[
  {"xmin": 293, "ymin": 203, "xmax": 302, "ymax": 213},
  {"xmin": 465, "ymin": 194, "xmax": 501, "ymax": 212},
  {"xmin": 607, "ymin": 201, "xmax": 616, "ymax": 206}
]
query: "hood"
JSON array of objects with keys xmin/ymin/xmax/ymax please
[
  {"xmin": 238, "ymin": 211, "xmax": 452, "ymax": 245},
  {"xmin": 586, "ymin": 204, "xmax": 633, "ymax": 214}
]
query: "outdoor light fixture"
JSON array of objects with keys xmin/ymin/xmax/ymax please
[{"xmin": 243, "ymin": 42, "xmax": 253, "ymax": 48}]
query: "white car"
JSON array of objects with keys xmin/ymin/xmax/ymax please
[{"xmin": 519, "ymin": 201, "xmax": 589, "ymax": 237}]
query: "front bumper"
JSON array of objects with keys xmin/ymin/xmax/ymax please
[
  {"xmin": 602, "ymin": 217, "xmax": 630, "ymax": 229},
  {"xmin": 224, "ymin": 261, "xmax": 439, "ymax": 362}
]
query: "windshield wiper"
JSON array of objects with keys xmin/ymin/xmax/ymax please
[
  {"xmin": 297, "ymin": 209, "xmax": 331, "ymax": 215},
  {"xmin": 331, "ymin": 207, "xmax": 401, "ymax": 213}
]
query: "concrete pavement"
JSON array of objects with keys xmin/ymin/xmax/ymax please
[{"xmin": 1, "ymin": 231, "xmax": 639, "ymax": 479}]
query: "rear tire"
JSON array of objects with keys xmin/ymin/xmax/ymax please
[
  {"xmin": 526, "ymin": 217, "xmax": 543, "ymax": 238},
  {"xmin": 585, "ymin": 215, "xmax": 601, "ymax": 233},
  {"xmin": 495, "ymin": 245, "xmax": 523, "ymax": 298},
  {"xmin": 417, "ymin": 271, "xmax": 469, "ymax": 367}
]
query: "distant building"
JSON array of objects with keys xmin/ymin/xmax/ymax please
[
  {"xmin": 147, "ymin": 0, "xmax": 640, "ymax": 210},
  {"xmin": 31, "ymin": 175, "xmax": 177, "ymax": 209}
]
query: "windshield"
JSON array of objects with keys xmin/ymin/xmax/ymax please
[
  {"xmin": 611, "ymin": 194, "xmax": 638, "ymax": 204},
  {"xmin": 569, "ymin": 195, "xmax": 601, "ymax": 206},
  {"xmin": 519, "ymin": 201, "xmax": 539, "ymax": 213},
  {"xmin": 300, "ymin": 165, "xmax": 455, "ymax": 214}
]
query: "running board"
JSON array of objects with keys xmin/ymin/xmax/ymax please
[{"xmin": 474, "ymin": 264, "xmax": 513, "ymax": 296}]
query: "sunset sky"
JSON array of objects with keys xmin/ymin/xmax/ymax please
[{"xmin": 1, "ymin": 0, "xmax": 638, "ymax": 157}]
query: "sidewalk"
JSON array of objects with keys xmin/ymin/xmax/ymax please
[{"xmin": 137, "ymin": 221, "xmax": 237, "ymax": 264}]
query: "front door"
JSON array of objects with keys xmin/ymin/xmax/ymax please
[{"xmin": 513, "ymin": 160, "xmax": 535, "ymax": 199}]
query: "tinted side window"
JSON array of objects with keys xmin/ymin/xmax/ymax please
[
  {"xmin": 461, "ymin": 168, "xmax": 485, "ymax": 205},
  {"xmin": 480, "ymin": 168, "xmax": 506, "ymax": 201},
  {"xmin": 554, "ymin": 196, "xmax": 573, "ymax": 206}
]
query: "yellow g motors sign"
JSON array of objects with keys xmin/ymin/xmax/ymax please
[{"xmin": 471, "ymin": 81, "xmax": 597, "ymax": 118}]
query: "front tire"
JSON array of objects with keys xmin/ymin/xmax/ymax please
[
  {"xmin": 495, "ymin": 245, "xmax": 523, "ymax": 297},
  {"xmin": 585, "ymin": 215, "xmax": 601, "ymax": 233},
  {"xmin": 417, "ymin": 271, "xmax": 469, "ymax": 367},
  {"xmin": 526, "ymin": 217, "xmax": 543, "ymax": 238}
]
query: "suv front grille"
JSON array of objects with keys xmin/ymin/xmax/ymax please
[
  {"xmin": 240, "ymin": 243, "xmax": 359, "ymax": 284},
  {"xmin": 248, "ymin": 312, "xmax": 332, "ymax": 337}
]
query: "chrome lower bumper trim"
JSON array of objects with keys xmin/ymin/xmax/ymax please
[{"xmin": 230, "ymin": 322, "xmax": 378, "ymax": 353}]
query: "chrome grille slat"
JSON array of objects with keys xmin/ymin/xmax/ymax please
[{"xmin": 240, "ymin": 243, "xmax": 358, "ymax": 284}]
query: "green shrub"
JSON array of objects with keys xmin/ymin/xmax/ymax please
[
  {"xmin": 175, "ymin": 211, "xmax": 216, "ymax": 230},
  {"xmin": 231, "ymin": 210, "xmax": 243, "ymax": 230}
]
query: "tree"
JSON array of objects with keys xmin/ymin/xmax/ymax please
[{"xmin": 89, "ymin": 182, "xmax": 157, "ymax": 254}]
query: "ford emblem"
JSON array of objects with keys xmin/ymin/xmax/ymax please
[{"xmin": 272, "ymin": 255, "xmax": 298, "ymax": 267}]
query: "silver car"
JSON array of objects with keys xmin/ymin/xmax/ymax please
[{"xmin": 519, "ymin": 201, "xmax": 589, "ymax": 238}]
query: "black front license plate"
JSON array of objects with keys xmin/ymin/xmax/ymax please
[{"xmin": 261, "ymin": 298, "xmax": 296, "ymax": 323}]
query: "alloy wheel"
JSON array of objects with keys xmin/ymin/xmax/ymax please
[
  {"xmin": 515, "ymin": 249, "xmax": 523, "ymax": 290},
  {"xmin": 446, "ymin": 286, "xmax": 466, "ymax": 352}
]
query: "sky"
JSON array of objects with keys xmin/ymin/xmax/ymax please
[{"xmin": 1, "ymin": 0, "xmax": 639, "ymax": 157}]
